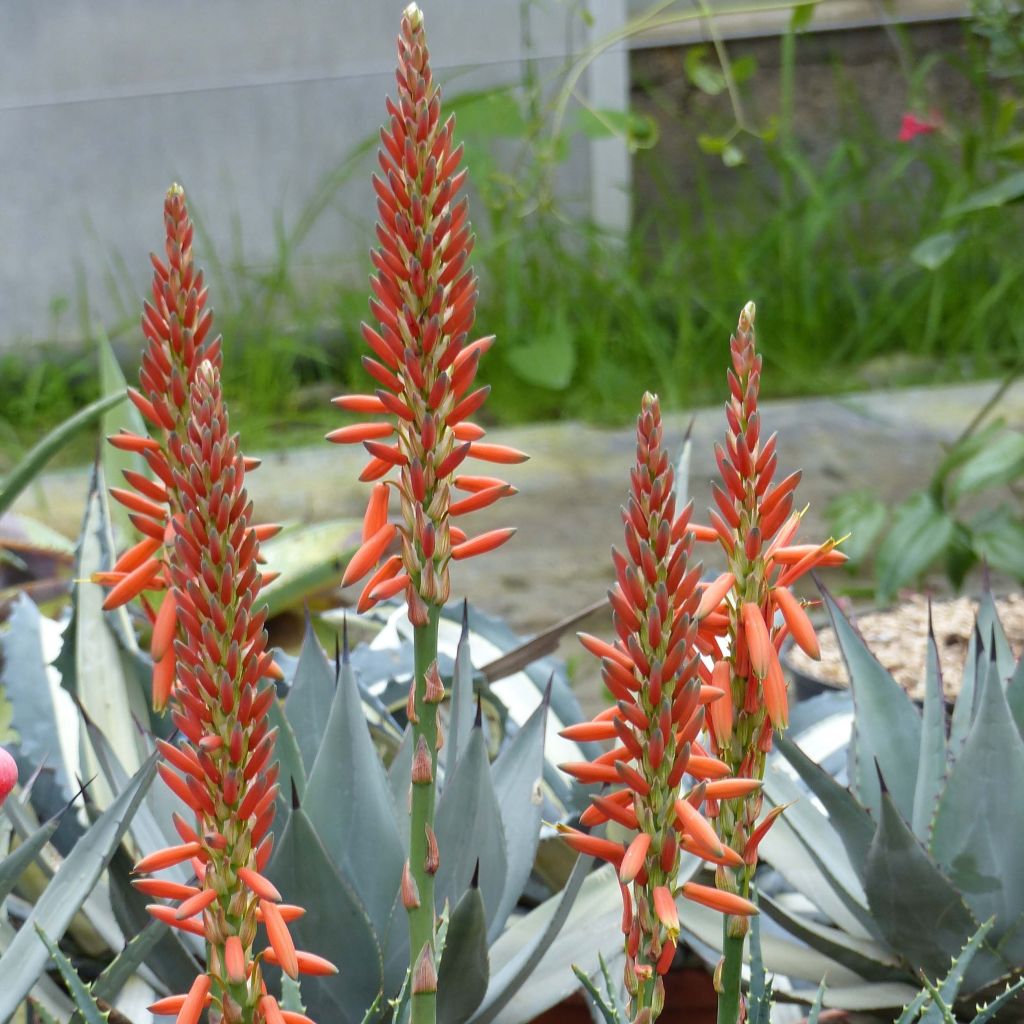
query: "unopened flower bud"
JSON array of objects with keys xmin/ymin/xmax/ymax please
[
  {"xmin": 424, "ymin": 824, "xmax": 439, "ymax": 875},
  {"xmin": 411, "ymin": 735, "xmax": 433, "ymax": 785},
  {"xmin": 401, "ymin": 860, "xmax": 420, "ymax": 909},
  {"xmin": 411, "ymin": 943, "xmax": 437, "ymax": 994}
]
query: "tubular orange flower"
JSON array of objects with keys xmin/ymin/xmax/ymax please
[
  {"xmin": 95, "ymin": 185, "xmax": 280, "ymax": 712},
  {"xmin": 134, "ymin": 361, "xmax": 334, "ymax": 1024},
  {"xmin": 691, "ymin": 302, "xmax": 842, "ymax": 1024},
  {"xmin": 558, "ymin": 393, "xmax": 737, "ymax": 1021}
]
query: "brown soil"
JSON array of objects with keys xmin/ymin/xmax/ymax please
[{"xmin": 786, "ymin": 594, "xmax": 1024, "ymax": 700}]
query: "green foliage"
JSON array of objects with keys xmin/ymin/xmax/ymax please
[
  {"xmin": 751, "ymin": 587, "xmax": 1024, "ymax": 1014},
  {"xmin": 829, "ymin": 405, "xmax": 1024, "ymax": 600}
]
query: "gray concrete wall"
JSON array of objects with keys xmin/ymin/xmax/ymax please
[{"xmin": 1, "ymin": 0, "xmax": 631, "ymax": 347}]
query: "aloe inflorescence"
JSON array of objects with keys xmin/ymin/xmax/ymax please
[
  {"xmin": 94, "ymin": 185, "xmax": 281, "ymax": 712},
  {"xmin": 327, "ymin": 7, "xmax": 524, "ymax": 1023},
  {"xmin": 691, "ymin": 302, "xmax": 845, "ymax": 1024},
  {"xmin": 559, "ymin": 393, "xmax": 757, "ymax": 1024}
]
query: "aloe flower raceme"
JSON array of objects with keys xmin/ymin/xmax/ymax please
[
  {"xmin": 327, "ymin": 7, "xmax": 524, "ymax": 1023},
  {"xmin": 93, "ymin": 184, "xmax": 280, "ymax": 711},
  {"xmin": 133, "ymin": 361, "xmax": 334, "ymax": 1024},
  {"xmin": 557, "ymin": 394, "xmax": 756, "ymax": 1024},
  {"xmin": 693, "ymin": 302, "xmax": 845, "ymax": 1024}
]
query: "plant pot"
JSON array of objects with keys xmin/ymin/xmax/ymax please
[{"xmin": 782, "ymin": 593, "xmax": 1023, "ymax": 708}]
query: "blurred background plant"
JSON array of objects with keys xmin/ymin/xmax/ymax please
[{"xmin": 2, "ymin": 0, "xmax": 1023, "ymax": 468}]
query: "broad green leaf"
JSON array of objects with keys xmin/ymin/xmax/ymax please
[
  {"xmin": 504, "ymin": 308, "xmax": 575, "ymax": 391},
  {"xmin": 826, "ymin": 490, "xmax": 888, "ymax": 568},
  {"xmin": 864, "ymin": 793, "xmax": 981, "ymax": 981},
  {"xmin": 790, "ymin": 0, "xmax": 819, "ymax": 30},
  {"xmin": 912, "ymin": 619, "xmax": 947, "ymax": 841},
  {"xmin": 0, "ymin": 391, "xmax": 125, "ymax": 520},
  {"xmin": 437, "ymin": 887, "xmax": 489, "ymax": 1024},
  {"xmin": 875, "ymin": 493, "xmax": 955, "ymax": 602},
  {"xmin": 931, "ymin": 658, "xmax": 1024, "ymax": 937},
  {"xmin": 911, "ymin": 232, "xmax": 960, "ymax": 271},
  {"xmin": 822, "ymin": 587, "xmax": 922, "ymax": 820},
  {"xmin": 951, "ymin": 431, "xmax": 1024, "ymax": 499},
  {"xmin": 37, "ymin": 927, "xmax": 108, "ymax": 1024},
  {"xmin": 573, "ymin": 108, "xmax": 659, "ymax": 152},
  {"xmin": 446, "ymin": 88, "xmax": 528, "ymax": 141},
  {"xmin": 489, "ymin": 691, "xmax": 547, "ymax": 940},
  {"xmin": 303, "ymin": 650, "xmax": 403, "ymax": 941},
  {"xmin": 684, "ymin": 45, "xmax": 726, "ymax": 95},
  {"xmin": 0, "ymin": 753, "xmax": 157, "ymax": 1021},
  {"xmin": 973, "ymin": 506, "xmax": 1024, "ymax": 580},
  {"xmin": 284, "ymin": 617, "xmax": 336, "ymax": 774},
  {"xmin": 260, "ymin": 519, "xmax": 360, "ymax": 618},
  {"xmin": 268, "ymin": 807, "xmax": 383, "ymax": 1024},
  {"xmin": 97, "ymin": 330, "xmax": 144, "ymax": 546},
  {"xmin": 435, "ymin": 726, "xmax": 508, "ymax": 931},
  {"xmin": 946, "ymin": 170, "xmax": 1024, "ymax": 217}
]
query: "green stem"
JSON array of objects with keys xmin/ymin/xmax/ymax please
[
  {"xmin": 409, "ymin": 604, "xmax": 441, "ymax": 1024},
  {"xmin": 717, "ymin": 922, "xmax": 745, "ymax": 1024}
]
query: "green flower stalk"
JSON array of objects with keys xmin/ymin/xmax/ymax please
[{"xmin": 327, "ymin": 7, "xmax": 524, "ymax": 1022}]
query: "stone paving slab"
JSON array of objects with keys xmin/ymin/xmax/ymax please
[{"xmin": 11, "ymin": 378, "xmax": 1024, "ymax": 716}]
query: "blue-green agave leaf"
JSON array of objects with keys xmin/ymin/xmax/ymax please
[
  {"xmin": 435, "ymin": 725, "xmax": 508, "ymax": 931},
  {"xmin": 931, "ymin": 656, "xmax": 1024, "ymax": 943},
  {"xmin": 0, "ymin": 753, "xmax": 157, "ymax": 1021},
  {"xmin": 284, "ymin": 617, "xmax": 336, "ymax": 774},
  {"xmin": 976, "ymin": 589, "xmax": 1014, "ymax": 684},
  {"xmin": 268, "ymin": 806, "xmax": 383, "ymax": 1024},
  {"xmin": 0, "ymin": 807, "xmax": 62, "ymax": 905},
  {"xmin": 488, "ymin": 687, "xmax": 548, "ymax": 940},
  {"xmin": 303, "ymin": 649, "xmax": 403, "ymax": 941},
  {"xmin": 446, "ymin": 603, "xmax": 476, "ymax": 774},
  {"xmin": 1006, "ymin": 655, "xmax": 1024, "ymax": 742},
  {"xmin": 437, "ymin": 884, "xmax": 489, "ymax": 1024},
  {"xmin": 822, "ymin": 587, "xmax": 921, "ymax": 819},
  {"xmin": 912, "ymin": 615, "xmax": 947, "ymax": 841},
  {"xmin": 865, "ymin": 790, "xmax": 982, "ymax": 980},
  {"xmin": 949, "ymin": 626, "xmax": 985, "ymax": 759}
]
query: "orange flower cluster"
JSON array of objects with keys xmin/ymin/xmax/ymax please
[
  {"xmin": 133, "ymin": 362, "xmax": 334, "ymax": 1024},
  {"xmin": 692, "ymin": 303, "xmax": 844, "ymax": 903},
  {"xmin": 329, "ymin": 4, "xmax": 524, "ymax": 624},
  {"xmin": 558, "ymin": 394, "xmax": 756, "ymax": 1019},
  {"xmin": 94, "ymin": 186, "xmax": 280, "ymax": 710}
]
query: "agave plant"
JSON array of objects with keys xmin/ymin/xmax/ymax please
[{"xmin": 682, "ymin": 586, "xmax": 1024, "ymax": 1016}]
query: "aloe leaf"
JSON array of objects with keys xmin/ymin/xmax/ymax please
[
  {"xmin": 772, "ymin": 734, "xmax": 875, "ymax": 877},
  {"xmin": 572, "ymin": 959, "xmax": 622, "ymax": 1024},
  {"xmin": 912, "ymin": 617, "xmax": 948, "ymax": 841},
  {"xmin": 284, "ymin": 617, "xmax": 336, "ymax": 774},
  {"xmin": 806, "ymin": 980, "xmax": 826, "ymax": 1024},
  {"xmin": 759, "ymin": 891, "xmax": 907, "ymax": 982},
  {"xmin": 822, "ymin": 586, "xmax": 921, "ymax": 819},
  {"xmin": 0, "ymin": 809, "xmax": 63, "ymax": 905},
  {"xmin": 970, "ymin": 976, "xmax": 1024, "ymax": 1024},
  {"xmin": 488, "ymin": 686, "xmax": 548, "ymax": 940},
  {"xmin": 37, "ymin": 926, "xmax": 109, "ymax": 1024},
  {"xmin": 97, "ymin": 330, "xmax": 144, "ymax": 547},
  {"xmin": 0, "ymin": 391, "xmax": 125, "ymax": 520},
  {"xmin": 931, "ymin": 656, "xmax": 1024, "ymax": 938},
  {"xmin": 865, "ymin": 790, "xmax": 981, "ymax": 979},
  {"xmin": 894, "ymin": 988, "xmax": 930, "ymax": 1024},
  {"xmin": 91, "ymin": 918, "xmax": 173, "ymax": 1006},
  {"xmin": 927, "ymin": 918, "xmax": 996, "ymax": 1019},
  {"xmin": 0, "ymin": 753, "xmax": 156, "ymax": 1021},
  {"xmin": 475, "ymin": 847, "xmax": 598, "ymax": 1024},
  {"xmin": 446, "ymin": 603, "xmax": 475, "ymax": 773},
  {"xmin": 268, "ymin": 806, "xmax": 383, "ymax": 1024},
  {"xmin": 260, "ymin": 519, "xmax": 360, "ymax": 618},
  {"xmin": 437, "ymin": 885, "xmax": 489, "ymax": 1024},
  {"xmin": 434, "ymin": 724, "xmax": 508, "ymax": 931}
]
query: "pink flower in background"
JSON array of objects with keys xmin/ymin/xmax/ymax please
[
  {"xmin": 0, "ymin": 747, "xmax": 16, "ymax": 806},
  {"xmin": 899, "ymin": 111, "xmax": 941, "ymax": 142}
]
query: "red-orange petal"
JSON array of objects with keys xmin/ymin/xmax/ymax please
[
  {"xmin": 261, "ymin": 899, "xmax": 299, "ymax": 979},
  {"xmin": 772, "ymin": 586, "xmax": 820, "ymax": 659},
  {"xmin": 342, "ymin": 522, "xmax": 397, "ymax": 586},
  {"xmin": 135, "ymin": 842, "xmax": 202, "ymax": 874},
  {"xmin": 741, "ymin": 602, "xmax": 772, "ymax": 679},
  {"xmin": 682, "ymin": 882, "xmax": 758, "ymax": 916},
  {"xmin": 450, "ymin": 528, "xmax": 515, "ymax": 561},
  {"xmin": 696, "ymin": 572, "xmax": 735, "ymax": 620},
  {"xmin": 327, "ymin": 422, "xmax": 394, "ymax": 445},
  {"xmin": 362, "ymin": 482, "xmax": 391, "ymax": 542},
  {"xmin": 619, "ymin": 832, "xmax": 651, "ymax": 883},
  {"xmin": 468, "ymin": 442, "xmax": 529, "ymax": 465},
  {"xmin": 238, "ymin": 867, "xmax": 282, "ymax": 902}
]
